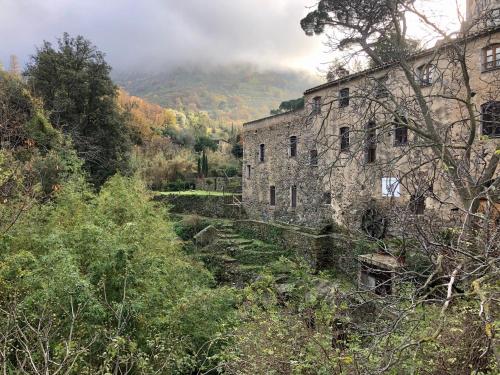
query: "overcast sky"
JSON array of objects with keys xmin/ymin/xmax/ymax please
[{"xmin": 0, "ymin": 0, "xmax": 465, "ymax": 74}]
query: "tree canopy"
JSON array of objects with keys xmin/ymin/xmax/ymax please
[{"xmin": 25, "ymin": 33, "xmax": 132, "ymax": 186}]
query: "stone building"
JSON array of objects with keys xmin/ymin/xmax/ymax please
[{"xmin": 242, "ymin": 0, "xmax": 500, "ymax": 232}]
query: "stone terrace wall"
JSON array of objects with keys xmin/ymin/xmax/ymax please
[
  {"xmin": 234, "ymin": 219, "xmax": 352, "ymax": 271},
  {"xmin": 195, "ymin": 177, "xmax": 242, "ymax": 193},
  {"xmin": 154, "ymin": 194, "xmax": 247, "ymax": 220}
]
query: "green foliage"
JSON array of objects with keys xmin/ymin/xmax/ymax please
[
  {"xmin": 369, "ymin": 33, "xmax": 421, "ymax": 68},
  {"xmin": 219, "ymin": 262, "xmax": 342, "ymax": 374},
  {"xmin": 25, "ymin": 33, "xmax": 132, "ymax": 186},
  {"xmin": 231, "ymin": 134, "xmax": 244, "ymax": 158},
  {"xmin": 270, "ymin": 97, "xmax": 305, "ymax": 115},
  {"xmin": 0, "ymin": 176, "xmax": 238, "ymax": 373},
  {"xmin": 194, "ymin": 134, "xmax": 218, "ymax": 152}
]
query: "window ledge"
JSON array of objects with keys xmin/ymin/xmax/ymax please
[{"xmin": 482, "ymin": 66, "xmax": 500, "ymax": 73}]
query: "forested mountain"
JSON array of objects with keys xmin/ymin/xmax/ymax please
[{"xmin": 114, "ymin": 64, "xmax": 322, "ymax": 123}]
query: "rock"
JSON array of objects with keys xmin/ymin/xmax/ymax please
[{"xmin": 194, "ymin": 225, "xmax": 219, "ymax": 247}]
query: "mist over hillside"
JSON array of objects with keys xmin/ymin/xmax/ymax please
[{"xmin": 113, "ymin": 64, "xmax": 322, "ymax": 124}]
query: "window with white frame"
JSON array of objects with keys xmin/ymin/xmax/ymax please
[
  {"xmin": 483, "ymin": 44, "xmax": 500, "ymax": 71},
  {"xmin": 416, "ymin": 64, "xmax": 435, "ymax": 86},
  {"xmin": 339, "ymin": 88, "xmax": 350, "ymax": 107},
  {"xmin": 382, "ymin": 177, "xmax": 400, "ymax": 197}
]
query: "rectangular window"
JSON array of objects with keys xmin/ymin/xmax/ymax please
[
  {"xmin": 409, "ymin": 194, "xmax": 425, "ymax": 215},
  {"xmin": 339, "ymin": 88, "xmax": 349, "ymax": 107},
  {"xmin": 484, "ymin": 44, "xmax": 500, "ymax": 71},
  {"xmin": 382, "ymin": 177, "xmax": 400, "ymax": 197},
  {"xmin": 482, "ymin": 101, "xmax": 500, "ymax": 137},
  {"xmin": 394, "ymin": 116, "xmax": 408, "ymax": 146},
  {"xmin": 310, "ymin": 149, "xmax": 318, "ymax": 166},
  {"xmin": 365, "ymin": 121, "xmax": 377, "ymax": 163},
  {"xmin": 246, "ymin": 165, "xmax": 251, "ymax": 179},
  {"xmin": 340, "ymin": 127, "xmax": 350, "ymax": 151},
  {"xmin": 312, "ymin": 96, "xmax": 322, "ymax": 114},
  {"xmin": 289, "ymin": 136, "xmax": 297, "ymax": 157},
  {"xmin": 290, "ymin": 185, "xmax": 297, "ymax": 208},
  {"xmin": 375, "ymin": 77, "xmax": 389, "ymax": 98},
  {"xmin": 270, "ymin": 186, "xmax": 276, "ymax": 206},
  {"xmin": 259, "ymin": 144, "xmax": 265, "ymax": 162},
  {"xmin": 416, "ymin": 64, "xmax": 434, "ymax": 86}
]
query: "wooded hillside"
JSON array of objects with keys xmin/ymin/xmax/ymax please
[{"xmin": 114, "ymin": 64, "xmax": 322, "ymax": 124}]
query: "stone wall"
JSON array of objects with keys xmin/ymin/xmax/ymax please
[
  {"xmin": 234, "ymin": 219, "xmax": 352, "ymax": 271},
  {"xmin": 242, "ymin": 110, "xmax": 335, "ymax": 228},
  {"xmin": 154, "ymin": 194, "xmax": 246, "ymax": 219}
]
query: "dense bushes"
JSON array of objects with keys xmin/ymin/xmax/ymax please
[{"xmin": 0, "ymin": 175, "xmax": 239, "ymax": 374}]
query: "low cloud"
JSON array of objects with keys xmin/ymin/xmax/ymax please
[{"xmin": 0, "ymin": 0, "xmax": 326, "ymax": 72}]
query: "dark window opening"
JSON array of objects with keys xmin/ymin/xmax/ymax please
[
  {"xmin": 310, "ymin": 149, "xmax": 318, "ymax": 166},
  {"xmin": 365, "ymin": 121, "xmax": 377, "ymax": 163},
  {"xmin": 270, "ymin": 186, "xmax": 276, "ymax": 206},
  {"xmin": 360, "ymin": 264, "xmax": 393, "ymax": 296},
  {"xmin": 289, "ymin": 136, "xmax": 297, "ymax": 157},
  {"xmin": 375, "ymin": 77, "xmax": 389, "ymax": 98},
  {"xmin": 394, "ymin": 116, "xmax": 408, "ymax": 146},
  {"xmin": 339, "ymin": 88, "xmax": 350, "ymax": 107},
  {"xmin": 483, "ymin": 44, "xmax": 500, "ymax": 71},
  {"xmin": 482, "ymin": 101, "xmax": 500, "ymax": 137},
  {"xmin": 246, "ymin": 165, "xmax": 251, "ymax": 179},
  {"xmin": 312, "ymin": 96, "xmax": 322, "ymax": 114},
  {"xmin": 410, "ymin": 194, "xmax": 425, "ymax": 215},
  {"xmin": 340, "ymin": 127, "xmax": 350, "ymax": 151},
  {"xmin": 323, "ymin": 192, "xmax": 332, "ymax": 205},
  {"xmin": 416, "ymin": 64, "xmax": 434, "ymax": 86},
  {"xmin": 291, "ymin": 185, "xmax": 297, "ymax": 208},
  {"xmin": 259, "ymin": 144, "xmax": 265, "ymax": 162}
]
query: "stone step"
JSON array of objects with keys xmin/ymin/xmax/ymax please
[
  {"xmin": 218, "ymin": 238, "xmax": 254, "ymax": 245},
  {"xmin": 234, "ymin": 250, "xmax": 285, "ymax": 265},
  {"xmin": 196, "ymin": 253, "xmax": 238, "ymax": 264},
  {"xmin": 219, "ymin": 233, "xmax": 240, "ymax": 238}
]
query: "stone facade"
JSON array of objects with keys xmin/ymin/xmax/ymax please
[
  {"xmin": 242, "ymin": 110, "xmax": 335, "ymax": 227},
  {"xmin": 242, "ymin": 4, "xmax": 500, "ymax": 230}
]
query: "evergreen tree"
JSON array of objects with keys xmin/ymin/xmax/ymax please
[
  {"xmin": 25, "ymin": 33, "xmax": 132, "ymax": 186},
  {"xmin": 202, "ymin": 151, "xmax": 209, "ymax": 177}
]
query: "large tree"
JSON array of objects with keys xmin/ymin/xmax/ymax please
[{"xmin": 25, "ymin": 33, "xmax": 132, "ymax": 186}]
